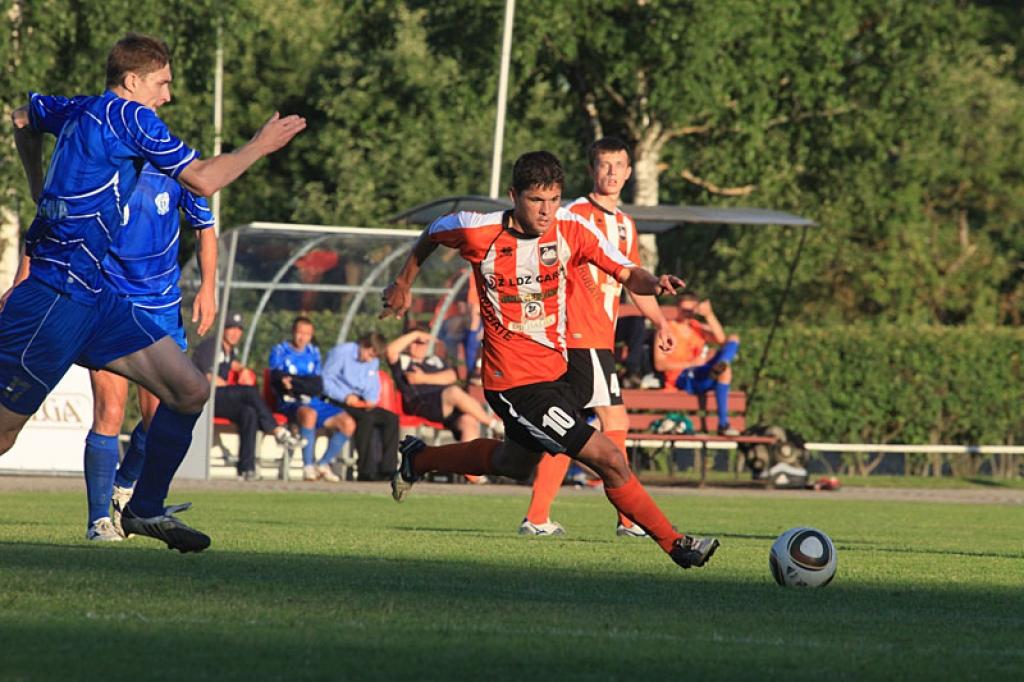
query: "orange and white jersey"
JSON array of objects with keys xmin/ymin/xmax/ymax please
[
  {"xmin": 428, "ymin": 208, "xmax": 635, "ymax": 391},
  {"xmin": 564, "ymin": 196, "xmax": 640, "ymax": 350}
]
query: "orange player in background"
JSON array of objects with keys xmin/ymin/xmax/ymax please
[
  {"xmin": 381, "ymin": 151, "xmax": 719, "ymax": 571},
  {"xmin": 519, "ymin": 138, "xmax": 675, "ymax": 537}
]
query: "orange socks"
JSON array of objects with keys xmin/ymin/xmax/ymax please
[
  {"xmin": 413, "ymin": 438, "xmax": 499, "ymax": 476},
  {"xmin": 604, "ymin": 430, "xmax": 635, "ymax": 528},
  {"xmin": 525, "ymin": 454, "xmax": 571, "ymax": 524},
  {"xmin": 604, "ymin": 474, "xmax": 683, "ymax": 553}
]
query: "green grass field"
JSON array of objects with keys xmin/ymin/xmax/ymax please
[{"xmin": 1, "ymin": 486, "xmax": 1022, "ymax": 681}]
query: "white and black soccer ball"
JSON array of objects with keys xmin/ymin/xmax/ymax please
[{"xmin": 769, "ymin": 527, "xmax": 837, "ymax": 588}]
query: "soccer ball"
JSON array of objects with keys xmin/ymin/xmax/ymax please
[{"xmin": 769, "ymin": 527, "xmax": 837, "ymax": 588}]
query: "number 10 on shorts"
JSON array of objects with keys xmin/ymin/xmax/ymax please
[{"xmin": 542, "ymin": 406, "xmax": 576, "ymax": 436}]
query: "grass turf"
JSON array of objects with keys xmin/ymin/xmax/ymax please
[{"xmin": 1, "ymin": 487, "xmax": 1021, "ymax": 681}]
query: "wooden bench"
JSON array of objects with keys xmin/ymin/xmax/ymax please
[{"xmin": 622, "ymin": 388, "xmax": 776, "ymax": 485}]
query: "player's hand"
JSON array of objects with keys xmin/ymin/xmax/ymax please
[
  {"xmin": 655, "ymin": 274, "xmax": 686, "ymax": 297},
  {"xmin": 192, "ymin": 286, "xmax": 217, "ymax": 336},
  {"xmin": 380, "ymin": 281, "xmax": 411, "ymax": 319},
  {"xmin": 281, "ymin": 376, "xmax": 293, "ymax": 391},
  {"xmin": 696, "ymin": 299, "xmax": 714, "ymax": 317},
  {"xmin": 406, "ymin": 365, "xmax": 424, "ymax": 384},
  {"xmin": 252, "ymin": 112, "xmax": 307, "ymax": 155},
  {"xmin": 655, "ymin": 324, "xmax": 676, "ymax": 353}
]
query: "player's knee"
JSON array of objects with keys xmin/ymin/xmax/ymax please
[
  {"xmin": 727, "ymin": 334, "xmax": 740, "ymax": 344},
  {"xmin": 167, "ymin": 373, "xmax": 209, "ymax": 414},
  {"xmin": 297, "ymin": 406, "xmax": 317, "ymax": 428}
]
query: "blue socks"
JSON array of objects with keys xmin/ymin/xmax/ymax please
[
  {"xmin": 114, "ymin": 421, "xmax": 147, "ymax": 489},
  {"xmin": 128, "ymin": 405, "xmax": 200, "ymax": 518},
  {"xmin": 84, "ymin": 431, "xmax": 120, "ymax": 525},
  {"xmin": 319, "ymin": 431, "xmax": 349, "ymax": 466},
  {"xmin": 717, "ymin": 339, "xmax": 740, "ymax": 364},
  {"xmin": 300, "ymin": 426, "xmax": 317, "ymax": 466},
  {"xmin": 714, "ymin": 381, "xmax": 731, "ymax": 429}
]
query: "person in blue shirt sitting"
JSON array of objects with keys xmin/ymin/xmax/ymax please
[
  {"xmin": 322, "ymin": 333, "xmax": 399, "ymax": 481},
  {"xmin": 269, "ymin": 316, "xmax": 355, "ymax": 482}
]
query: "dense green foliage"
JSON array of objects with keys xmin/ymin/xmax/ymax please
[
  {"xmin": 735, "ymin": 324, "xmax": 1024, "ymax": 445},
  {"xmin": 1, "ymin": 487, "xmax": 1022, "ymax": 680},
  {"xmin": 3, "ymin": 0, "xmax": 1022, "ymax": 325}
]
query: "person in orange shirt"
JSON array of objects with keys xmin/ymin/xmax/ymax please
[
  {"xmin": 654, "ymin": 292, "xmax": 741, "ymax": 435},
  {"xmin": 519, "ymin": 137, "xmax": 674, "ymax": 538},
  {"xmin": 381, "ymin": 151, "xmax": 719, "ymax": 571}
]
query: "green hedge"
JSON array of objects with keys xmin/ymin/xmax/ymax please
[{"xmin": 732, "ymin": 325, "xmax": 1024, "ymax": 445}]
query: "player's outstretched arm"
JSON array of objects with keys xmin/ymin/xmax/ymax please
[
  {"xmin": 619, "ymin": 267, "xmax": 685, "ymax": 298},
  {"xmin": 381, "ymin": 230, "xmax": 440, "ymax": 319},
  {"xmin": 11, "ymin": 107, "xmax": 44, "ymax": 203},
  {"xmin": 178, "ymin": 112, "xmax": 306, "ymax": 197}
]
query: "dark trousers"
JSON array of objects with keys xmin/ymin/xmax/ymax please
[
  {"xmin": 346, "ymin": 406, "xmax": 399, "ymax": 481},
  {"xmin": 615, "ymin": 316, "xmax": 651, "ymax": 378},
  {"xmin": 215, "ymin": 385, "xmax": 279, "ymax": 474}
]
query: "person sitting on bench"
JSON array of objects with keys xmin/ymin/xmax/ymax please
[{"xmin": 653, "ymin": 293, "xmax": 740, "ymax": 435}]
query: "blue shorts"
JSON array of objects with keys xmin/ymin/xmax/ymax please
[
  {"xmin": 675, "ymin": 366, "xmax": 716, "ymax": 395},
  {"xmin": 133, "ymin": 305, "xmax": 187, "ymax": 351},
  {"xmin": 278, "ymin": 396, "xmax": 343, "ymax": 428},
  {"xmin": 0, "ymin": 276, "xmax": 167, "ymax": 415}
]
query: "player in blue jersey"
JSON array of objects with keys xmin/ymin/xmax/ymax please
[
  {"xmin": 268, "ymin": 317, "xmax": 355, "ymax": 482},
  {"xmin": 5, "ymin": 33, "xmax": 305, "ymax": 552},
  {"xmin": 81, "ymin": 164, "xmax": 218, "ymax": 541}
]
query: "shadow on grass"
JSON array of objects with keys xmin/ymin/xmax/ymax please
[{"xmin": 1, "ymin": 538, "xmax": 1023, "ymax": 681}]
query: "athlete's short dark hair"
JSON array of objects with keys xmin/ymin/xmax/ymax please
[
  {"xmin": 588, "ymin": 137, "xmax": 632, "ymax": 169},
  {"xmin": 358, "ymin": 331, "xmax": 387, "ymax": 357},
  {"xmin": 678, "ymin": 291, "xmax": 700, "ymax": 303},
  {"xmin": 511, "ymin": 151, "xmax": 564, "ymax": 193},
  {"xmin": 106, "ymin": 33, "xmax": 171, "ymax": 88},
  {"xmin": 292, "ymin": 316, "xmax": 314, "ymax": 332}
]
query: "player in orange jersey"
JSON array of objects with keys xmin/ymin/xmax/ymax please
[
  {"xmin": 381, "ymin": 151, "xmax": 719, "ymax": 570},
  {"xmin": 519, "ymin": 137, "xmax": 675, "ymax": 538}
]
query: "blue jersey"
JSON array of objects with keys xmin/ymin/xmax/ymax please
[
  {"xmin": 25, "ymin": 91, "xmax": 199, "ymax": 302},
  {"xmin": 102, "ymin": 166, "xmax": 213, "ymax": 309},
  {"xmin": 269, "ymin": 342, "xmax": 322, "ymax": 376}
]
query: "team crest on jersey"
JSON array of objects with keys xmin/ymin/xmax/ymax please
[
  {"xmin": 154, "ymin": 192, "xmax": 171, "ymax": 216},
  {"xmin": 523, "ymin": 301, "xmax": 544, "ymax": 320},
  {"xmin": 618, "ymin": 223, "xmax": 627, "ymax": 241},
  {"xmin": 484, "ymin": 274, "xmax": 500, "ymax": 289},
  {"xmin": 539, "ymin": 244, "xmax": 558, "ymax": 267}
]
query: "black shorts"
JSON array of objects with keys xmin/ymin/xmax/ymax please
[
  {"xmin": 485, "ymin": 379, "xmax": 594, "ymax": 457},
  {"xmin": 402, "ymin": 393, "xmax": 463, "ymax": 433},
  {"xmin": 566, "ymin": 348, "xmax": 623, "ymax": 409}
]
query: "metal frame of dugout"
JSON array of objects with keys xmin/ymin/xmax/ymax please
[{"xmin": 176, "ymin": 223, "xmax": 472, "ymax": 480}]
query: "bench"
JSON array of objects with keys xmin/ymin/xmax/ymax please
[
  {"xmin": 622, "ymin": 388, "xmax": 776, "ymax": 485},
  {"xmin": 210, "ymin": 370, "xmax": 297, "ymax": 480}
]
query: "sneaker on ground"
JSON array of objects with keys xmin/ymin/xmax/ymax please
[
  {"xmin": 518, "ymin": 518, "xmax": 566, "ymax": 536},
  {"xmin": 717, "ymin": 425, "xmax": 740, "ymax": 436},
  {"xmin": 241, "ymin": 469, "xmax": 262, "ymax": 482},
  {"xmin": 392, "ymin": 436, "xmax": 425, "ymax": 502},
  {"xmin": 120, "ymin": 504, "xmax": 210, "ymax": 553},
  {"xmin": 317, "ymin": 464, "xmax": 340, "ymax": 482},
  {"xmin": 616, "ymin": 522, "xmax": 648, "ymax": 538},
  {"xmin": 669, "ymin": 534, "xmax": 720, "ymax": 569},
  {"xmin": 86, "ymin": 517, "xmax": 123, "ymax": 542},
  {"xmin": 111, "ymin": 484, "xmax": 134, "ymax": 537},
  {"xmin": 303, "ymin": 464, "xmax": 320, "ymax": 481}
]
